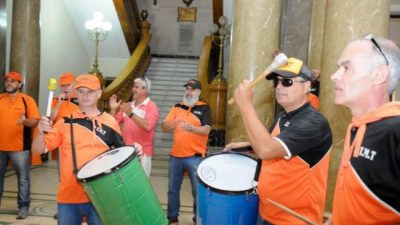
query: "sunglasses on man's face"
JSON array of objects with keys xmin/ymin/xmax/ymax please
[{"xmin": 273, "ymin": 78, "xmax": 307, "ymax": 88}]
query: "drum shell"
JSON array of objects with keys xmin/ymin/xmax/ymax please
[
  {"xmin": 196, "ymin": 152, "xmax": 259, "ymax": 225},
  {"xmin": 197, "ymin": 182, "xmax": 258, "ymax": 225},
  {"xmin": 81, "ymin": 153, "xmax": 167, "ymax": 225}
]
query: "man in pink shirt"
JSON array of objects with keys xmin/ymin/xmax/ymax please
[{"xmin": 109, "ymin": 77, "xmax": 159, "ymax": 177}]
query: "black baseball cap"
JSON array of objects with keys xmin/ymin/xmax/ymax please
[{"xmin": 183, "ymin": 79, "xmax": 202, "ymax": 90}]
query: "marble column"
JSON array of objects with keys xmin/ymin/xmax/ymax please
[
  {"xmin": 226, "ymin": 0, "xmax": 281, "ymax": 142},
  {"xmin": 0, "ymin": 0, "xmax": 5, "ymax": 90},
  {"xmin": 320, "ymin": 0, "xmax": 390, "ymax": 212},
  {"xmin": 308, "ymin": 0, "xmax": 327, "ymax": 70},
  {"xmin": 9, "ymin": 0, "xmax": 40, "ymax": 101},
  {"xmin": 280, "ymin": 0, "xmax": 313, "ymax": 62}
]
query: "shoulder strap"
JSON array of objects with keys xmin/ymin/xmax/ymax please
[
  {"xmin": 69, "ymin": 114, "xmax": 79, "ymax": 175},
  {"xmin": 21, "ymin": 96, "xmax": 32, "ymax": 150}
]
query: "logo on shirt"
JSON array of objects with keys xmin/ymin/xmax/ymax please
[
  {"xmin": 284, "ymin": 121, "xmax": 290, "ymax": 127},
  {"xmin": 95, "ymin": 126, "xmax": 107, "ymax": 135},
  {"xmin": 193, "ymin": 110, "xmax": 203, "ymax": 116},
  {"xmin": 358, "ymin": 146, "xmax": 377, "ymax": 161}
]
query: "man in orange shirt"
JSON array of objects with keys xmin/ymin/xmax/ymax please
[
  {"xmin": 32, "ymin": 74, "xmax": 135, "ymax": 225},
  {"xmin": 50, "ymin": 72, "xmax": 79, "ymax": 122},
  {"xmin": 162, "ymin": 79, "xmax": 211, "ymax": 225},
  {"xmin": 227, "ymin": 58, "xmax": 332, "ymax": 225},
  {"xmin": 50, "ymin": 72, "xmax": 79, "ymax": 219},
  {"xmin": 308, "ymin": 69, "xmax": 321, "ymax": 110},
  {"xmin": 0, "ymin": 72, "xmax": 40, "ymax": 219},
  {"xmin": 325, "ymin": 36, "xmax": 400, "ymax": 225}
]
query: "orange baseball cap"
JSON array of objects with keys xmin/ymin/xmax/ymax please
[
  {"xmin": 59, "ymin": 72, "xmax": 75, "ymax": 85},
  {"xmin": 4, "ymin": 72, "xmax": 22, "ymax": 82},
  {"xmin": 74, "ymin": 74, "xmax": 101, "ymax": 90}
]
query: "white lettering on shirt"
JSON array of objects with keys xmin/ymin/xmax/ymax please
[{"xmin": 359, "ymin": 146, "xmax": 377, "ymax": 161}]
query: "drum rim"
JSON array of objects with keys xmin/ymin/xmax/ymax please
[
  {"xmin": 77, "ymin": 145, "xmax": 138, "ymax": 182},
  {"xmin": 197, "ymin": 151, "xmax": 257, "ymax": 195}
]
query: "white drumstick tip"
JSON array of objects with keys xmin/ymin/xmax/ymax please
[{"xmin": 268, "ymin": 53, "xmax": 288, "ymax": 70}]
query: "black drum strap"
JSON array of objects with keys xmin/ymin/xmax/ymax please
[
  {"xmin": 70, "ymin": 115, "xmax": 79, "ymax": 175},
  {"xmin": 254, "ymin": 159, "xmax": 262, "ymax": 182}
]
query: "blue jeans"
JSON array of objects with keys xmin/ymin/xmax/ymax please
[
  {"xmin": 0, "ymin": 151, "xmax": 30, "ymax": 208},
  {"xmin": 58, "ymin": 203, "xmax": 102, "ymax": 225},
  {"xmin": 167, "ymin": 156, "xmax": 202, "ymax": 219},
  {"xmin": 256, "ymin": 215, "xmax": 274, "ymax": 225}
]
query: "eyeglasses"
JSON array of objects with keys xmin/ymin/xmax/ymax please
[
  {"xmin": 365, "ymin": 34, "xmax": 389, "ymax": 65},
  {"xmin": 273, "ymin": 78, "xmax": 307, "ymax": 88}
]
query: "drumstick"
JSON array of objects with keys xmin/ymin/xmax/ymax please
[
  {"xmin": 267, "ymin": 198, "xmax": 320, "ymax": 225},
  {"xmin": 227, "ymin": 53, "xmax": 288, "ymax": 105}
]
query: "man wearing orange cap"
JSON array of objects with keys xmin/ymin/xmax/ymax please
[
  {"xmin": 49, "ymin": 73, "xmax": 79, "ymax": 161},
  {"xmin": 32, "ymin": 74, "xmax": 138, "ymax": 225},
  {"xmin": 49, "ymin": 72, "xmax": 79, "ymax": 219},
  {"xmin": 0, "ymin": 72, "xmax": 40, "ymax": 219},
  {"xmin": 50, "ymin": 72, "xmax": 79, "ymax": 122}
]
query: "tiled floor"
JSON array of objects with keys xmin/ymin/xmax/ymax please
[{"xmin": 0, "ymin": 158, "xmax": 194, "ymax": 225}]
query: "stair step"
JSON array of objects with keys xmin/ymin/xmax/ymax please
[
  {"xmin": 150, "ymin": 77, "xmax": 193, "ymax": 86},
  {"xmin": 151, "ymin": 57, "xmax": 199, "ymax": 64},
  {"xmin": 150, "ymin": 90, "xmax": 183, "ymax": 96},
  {"xmin": 146, "ymin": 57, "xmax": 199, "ymax": 156},
  {"xmin": 148, "ymin": 75, "xmax": 193, "ymax": 82}
]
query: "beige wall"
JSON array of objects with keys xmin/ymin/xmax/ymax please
[
  {"xmin": 39, "ymin": 0, "xmax": 90, "ymax": 114},
  {"xmin": 137, "ymin": 0, "xmax": 213, "ymax": 57}
]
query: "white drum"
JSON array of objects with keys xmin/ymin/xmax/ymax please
[{"xmin": 197, "ymin": 152, "xmax": 257, "ymax": 193}]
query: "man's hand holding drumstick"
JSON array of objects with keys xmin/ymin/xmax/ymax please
[{"xmin": 227, "ymin": 53, "xmax": 288, "ymax": 105}]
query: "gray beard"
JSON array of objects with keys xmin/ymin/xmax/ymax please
[{"xmin": 183, "ymin": 95, "xmax": 198, "ymax": 106}]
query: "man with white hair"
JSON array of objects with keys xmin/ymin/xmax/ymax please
[
  {"xmin": 109, "ymin": 77, "xmax": 159, "ymax": 177},
  {"xmin": 326, "ymin": 35, "xmax": 400, "ymax": 224}
]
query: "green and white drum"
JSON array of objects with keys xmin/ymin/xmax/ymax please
[{"xmin": 77, "ymin": 146, "xmax": 167, "ymax": 225}]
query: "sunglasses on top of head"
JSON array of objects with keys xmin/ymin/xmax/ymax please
[
  {"xmin": 365, "ymin": 34, "xmax": 389, "ymax": 65},
  {"xmin": 272, "ymin": 78, "xmax": 307, "ymax": 88}
]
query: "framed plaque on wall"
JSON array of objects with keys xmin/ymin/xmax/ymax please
[{"xmin": 177, "ymin": 7, "xmax": 197, "ymax": 23}]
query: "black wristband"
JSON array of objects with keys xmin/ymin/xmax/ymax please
[{"xmin": 129, "ymin": 112, "xmax": 134, "ymax": 117}]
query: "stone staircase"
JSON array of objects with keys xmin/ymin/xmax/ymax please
[{"xmin": 146, "ymin": 56, "xmax": 199, "ymax": 159}]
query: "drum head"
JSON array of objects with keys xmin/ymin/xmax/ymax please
[
  {"xmin": 77, "ymin": 146, "xmax": 136, "ymax": 180},
  {"xmin": 197, "ymin": 152, "xmax": 257, "ymax": 192}
]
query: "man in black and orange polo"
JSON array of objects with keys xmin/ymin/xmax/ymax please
[
  {"xmin": 0, "ymin": 72, "xmax": 40, "ymax": 219},
  {"xmin": 227, "ymin": 58, "xmax": 332, "ymax": 225},
  {"xmin": 161, "ymin": 79, "xmax": 211, "ymax": 225},
  {"xmin": 325, "ymin": 36, "xmax": 400, "ymax": 225},
  {"xmin": 32, "ymin": 74, "xmax": 129, "ymax": 225}
]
